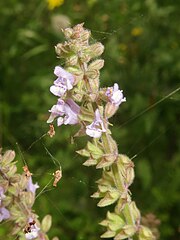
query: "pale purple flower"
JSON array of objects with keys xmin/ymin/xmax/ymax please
[
  {"xmin": 47, "ymin": 99, "xmax": 65, "ymax": 125},
  {"xmin": 25, "ymin": 218, "xmax": 40, "ymax": 240},
  {"xmin": 0, "ymin": 207, "xmax": 10, "ymax": 222},
  {"xmin": 26, "ymin": 176, "xmax": 39, "ymax": 195},
  {"xmin": 47, "ymin": 98, "xmax": 80, "ymax": 126},
  {"xmin": 50, "ymin": 66, "xmax": 75, "ymax": 97},
  {"xmin": 86, "ymin": 109, "xmax": 106, "ymax": 138},
  {"xmin": 106, "ymin": 83, "xmax": 126, "ymax": 106},
  {"xmin": 0, "ymin": 187, "xmax": 5, "ymax": 205}
]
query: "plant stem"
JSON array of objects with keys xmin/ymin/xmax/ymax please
[{"xmin": 102, "ymin": 133, "xmax": 135, "ymax": 226}]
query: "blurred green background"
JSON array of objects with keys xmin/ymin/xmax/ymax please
[{"xmin": 0, "ymin": 0, "xmax": 180, "ymax": 239}]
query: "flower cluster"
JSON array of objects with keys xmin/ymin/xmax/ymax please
[
  {"xmin": 47, "ymin": 66, "xmax": 80, "ymax": 127},
  {"xmin": 47, "ymin": 65, "xmax": 126, "ymax": 138},
  {"xmin": 0, "ymin": 150, "xmax": 56, "ymax": 240},
  {"xmin": 47, "ymin": 30, "xmax": 126, "ymax": 139},
  {"xmin": 46, "ymin": 24, "xmax": 156, "ymax": 240}
]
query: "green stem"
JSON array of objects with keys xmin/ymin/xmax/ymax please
[{"xmin": 102, "ymin": 133, "xmax": 135, "ymax": 226}]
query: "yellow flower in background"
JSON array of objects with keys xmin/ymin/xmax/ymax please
[
  {"xmin": 47, "ymin": 0, "xmax": 64, "ymax": 10},
  {"xmin": 119, "ymin": 43, "xmax": 127, "ymax": 51},
  {"xmin": 131, "ymin": 27, "xmax": 143, "ymax": 37}
]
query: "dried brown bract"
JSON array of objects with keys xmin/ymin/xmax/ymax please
[
  {"xmin": 53, "ymin": 170, "xmax": 62, "ymax": 187},
  {"xmin": 47, "ymin": 124, "xmax": 55, "ymax": 138}
]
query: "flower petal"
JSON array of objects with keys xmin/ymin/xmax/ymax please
[
  {"xmin": 50, "ymin": 85, "xmax": 66, "ymax": 97},
  {"xmin": 86, "ymin": 126, "xmax": 102, "ymax": 138}
]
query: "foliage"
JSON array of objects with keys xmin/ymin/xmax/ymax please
[{"xmin": 0, "ymin": 0, "xmax": 179, "ymax": 239}]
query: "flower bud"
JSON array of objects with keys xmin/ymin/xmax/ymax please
[
  {"xmin": 89, "ymin": 43, "xmax": 104, "ymax": 58},
  {"xmin": 2, "ymin": 150, "xmax": 15, "ymax": 165},
  {"xmin": 72, "ymin": 23, "xmax": 85, "ymax": 39},
  {"xmin": 62, "ymin": 27, "xmax": 73, "ymax": 39},
  {"xmin": 41, "ymin": 215, "xmax": 52, "ymax": 233},
  {"xmin": 88, "ymin": 59, "xmax": 104, "ymax": 71},
  {"xmin": 55, "ymin": 43, "xmax": 70, "ymax": 57},
  {"xmin": 105, "ymin": 102, "xmax": 119, "ymax": 118},
  {"xmin": 55, "ymin": 43, "xmax": 63, "ymax": 56},
  {"xmin": 80, "ymin": 30, "xmax": 91, "ymax": 43}
]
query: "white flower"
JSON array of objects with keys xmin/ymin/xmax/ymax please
[
  {"xmin": 47, "ymin": 98, "xmax": 80, "ymax": 126},
  {"xmin": 50, "ymin": 66, "xmax": 75, "ymax": 97},
  {"xmin": 86, "ymin": 109, "xmax": 106, "ymax": 138},
  {"xmin": 106, "ymin": 83, "xmax": 126, "ymax": 106}
]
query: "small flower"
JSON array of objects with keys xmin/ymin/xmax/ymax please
[
  {"xmin": 0, "ymin": 207, "xmax": 10, "ymax": 222},
  {"xmin": 86, "ymin": 109, "xmax": 106, "ymax": 138},
  {"xmin": 47, "ymin": 99, "xmax": 65, "ymax": 125},
  {"xmin": 50, "ymin": 66, "xmax": 75, "ymax": 97},
  {"xmin": 47, "ymin": 98, "xmax": 80, "ymax": 126},
  {"xmin": 106, "ymin": 83, "xmax": 126, "ymax": 106},
  {"xmin": 25, "ymin": 219, "xmax": 40, "ymax": 240},
  {"xmin": 131, "ymin": 27, "xmax": 143, "ymax": 37},
  {"xmin": 26, "ymin": 176, "xmax": 39, "ymax": 195},
  {"xmin": 47, "ymin": 0, "xmax": 64, "ymax": 10}
]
